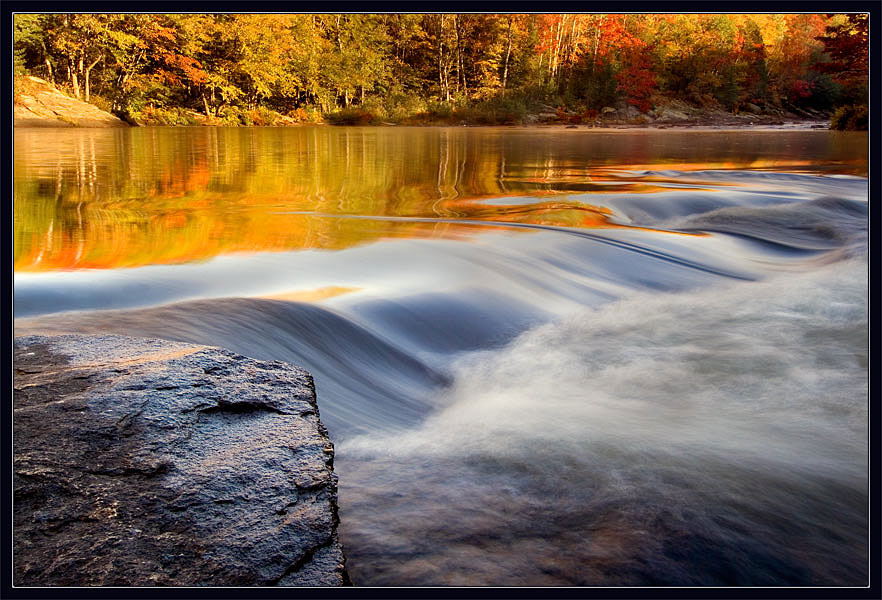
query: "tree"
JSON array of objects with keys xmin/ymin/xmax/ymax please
[
  {"xmin": 13, "ymin": 12, "xmax": 844, "ymax": 121},
  {"xmin": 13, "ymin": 14, "xmax": 51, "ymax": 79},
  {"xmin": 815, "ymin": 13, "xmax": 868, "ymax": 105},
  {"xmin": 44, "ymin": 14, "xmax": 111, "ymax": 101}
]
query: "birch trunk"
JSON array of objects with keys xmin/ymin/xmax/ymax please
[{"xmin": 501, "ymin": 16, "xmax": 513, "ymax": 97}]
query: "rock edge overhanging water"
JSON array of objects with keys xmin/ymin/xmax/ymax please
[{"xmin": 12, "ymin": 333, "xmax": 348, "ymax": 587}]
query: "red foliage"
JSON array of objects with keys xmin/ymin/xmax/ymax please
[
  {"xmin": 815, "ymin": 14, "xmax": 868, "ymax": 88},
  {"xmin": 580, "ymin": 109, "xmax": 598, "ymax": 123},
  {"xmin": 615, "ymin": 44, "xmax": 656, "ymax": 113},
  {"xmin": 789, "ymin": 79, "xmax": 814, "ymax": 101},
  {"xmin": 534, "ymin": 14, "xmax": 563, "ymax": 54}
]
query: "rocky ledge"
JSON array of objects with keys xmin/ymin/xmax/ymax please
[
  {"xmin": 13, "ymin": 334, "xmax": 347, "ymax": 586},
  {"xmin": 14, "ymin": 76, "xmax": 129, "ymax": 128}
]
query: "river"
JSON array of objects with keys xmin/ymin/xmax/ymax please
[{"xmin": 13, "ymin": 126, "xmax": 868, "ymax": 586}]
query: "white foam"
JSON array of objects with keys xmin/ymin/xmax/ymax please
[{"xmin": 343, "ymin": 255, "xmax": 868, "ymax": 482}]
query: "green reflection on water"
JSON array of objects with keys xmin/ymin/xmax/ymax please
[{"xmin": 14, "ymin": 126, "xmax": 867, "ymax": 271}]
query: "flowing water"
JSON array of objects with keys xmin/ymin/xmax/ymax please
[{"xmin": 13, "ymin": 126, "xmax": 868, "ymax": 586}]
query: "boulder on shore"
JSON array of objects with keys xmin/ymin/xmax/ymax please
[
  {"xmin": 14, "ymin": 76, "xmax": 129, "ymax": 128},
  {"xmin": 13, "ymin": 334, "xmax": 347, "ymax": 586}
]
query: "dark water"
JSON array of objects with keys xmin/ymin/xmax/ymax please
[{"xmin": 14, "ymin": 127, "xmax": 868, "ymax": 586}]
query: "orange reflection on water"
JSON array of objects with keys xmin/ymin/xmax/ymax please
[
  {"xmin": 15, "ymin": 192, "xmax": 704, "ymax": 272},
  {"xmin": 589, "ymin": 159, "xmax": 820, "ymax": 173},
  {"xmin": 14, "ymin": 127, "xmax": 865, "ymax": 272},
  {"xmin": 261, "ymin": 286, "xmax": 361, "ymax": 303}
]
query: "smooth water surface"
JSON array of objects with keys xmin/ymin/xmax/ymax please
[{"xmin": 14, "ymin": 126, "xmax": 868, "ymax": 586}]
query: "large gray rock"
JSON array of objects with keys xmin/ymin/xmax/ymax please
[
  {"xmin": 13, "ymin": 334, "xmax": 347, "ymax": 586},
  {"xmin": 655, "ymin": 107, "xmax": 690, "ymax": 122}
]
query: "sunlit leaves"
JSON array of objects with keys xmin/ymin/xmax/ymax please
[{"xmin": 13, "ymin": 13, "xmax": 861, "ymax": 117}]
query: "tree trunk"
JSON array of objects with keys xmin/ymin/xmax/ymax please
[
  {"xmin": 77, "ymin": 55, "xmax": 84, "ymax": 98},
  {"xmin": 202, "ymin": 91, "xmax": 211, "ymax": 117},
  {"xmin": 84, "ymin": 56, "xmax": 100, "ymax": 103},
  {"xmin": 43, "ymin": 57, "xmax": 54, "ymax": 85},
  {"xmin": 454, "ymin": 15, "xmax": 461, "ymax": 97},
  {"xmin": 438, "ymin": 15, "xmax": 445, "ymax": 99},
  {"xmin": 69, "ymin": 58, "xmax": 81, "ymax": 99},
  {"xmin": 459, "ymin": 19, "xmax": 466, "ymax": 96},
  {"xmin": 592, "ymin": 17, "xmax": 603, "ymax": 77},
  {"xmin": 566, "ymin": 15, "xmax": 578, "ymax": 83},
  {"xmin": 551, "ymin": 16, "xmax": 565, "ymax": 88},
  {"xmin": 502, "ymin": 16, "xmax": 513, "ymax": 97}
]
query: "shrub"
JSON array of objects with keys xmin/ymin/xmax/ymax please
[
  {"xmin": 88, "ymin": 94, "xmax": 113, "ymax": 113},
  {"xmin": 215, "ymin": 106, "xmax": 249, "ymax": 126},
  {"xmin": 491, "ymin": 96, "xmax": 528, "ymax": 124},
  {"xmin": 359, "ymin": 97, "xmax": 388, "ymax": 120},
  {"xmin": 133, "ymin": 105, "xmax": 201, "ymax": 126},
  {"xmin": 805, "ymin": 72, "xmax": 842, "ymax": 111},
  {"xmin": 325, "ymin": 107, "xmax": 377, "ymax": 125},
  {"xmin": 830, "ymin": 104, "xmax": 868, "ymax": 130},
  {"xmin": 579, "ymin": 108, "xmax": 599, "ymax": 124},
  {"xmin": 385, "ymin": 92, "xmax": 427, "ymax": 123},
  {"xmin": 425, "ymin": 101, "xmax": 454, "ymax": 120},
  {"xmin": 247, "ymin": 106, "xmax": 280, "ymax": 126},
  {"xmin": 288, "ymin": 106, "xmax": 323, "ymax": 123},
  {"xmin": 461, "ymin": 96, "xmax": 529, "ymax": 125}
]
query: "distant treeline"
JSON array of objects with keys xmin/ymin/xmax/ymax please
[{"xmin": 13, "ymin": 13, "xmax": 868, "ymax": 125}]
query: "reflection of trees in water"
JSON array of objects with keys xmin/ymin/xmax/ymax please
[{"xmin": 14, "ymin": 128, "xmax": 866, "ymax": 271}]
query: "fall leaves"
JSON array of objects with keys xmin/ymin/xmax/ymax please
[{"xmin": 13, "ymin": 13, "xmax": 868, "ymax": 120}]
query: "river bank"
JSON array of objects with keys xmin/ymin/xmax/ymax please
[
  {"xmin": 14, "ymin": 76, "xmax": 832, "ymax": 130},
  {"xmin": 119, "ymin": 102, "xmax": 833, "ymax": 130}
]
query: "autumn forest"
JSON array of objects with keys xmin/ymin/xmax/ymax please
[{"xmin": 13, "ymin": 13, "xmax": 869, "ymax": 128}]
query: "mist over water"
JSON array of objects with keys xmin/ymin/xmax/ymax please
[{"xmin": 14, "ymin": 128, "xmax": 868, "ymax": 586}]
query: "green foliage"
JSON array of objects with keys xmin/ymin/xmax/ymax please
[
  {"xmin": 13, "ymin": 15, "xmax": 39, "ymax": 75},
  {"xmin": 379, "ymin": 91, "xmax": 428, "ymax": 123},
  {"xmin": 805, "ymin": 71, "xmax": 842, "ymax": 111},
  {"xmin": 714, "ymin": 67, "xmax": 741, "ymax": 112},
  {"xmin": 425, "ymin": 101, "xmax": 454, "ymax": 120},
  {"xmin": 830, "ymin": 104, "xmax": 867, "ymax": 130},
  {"xmin": 87, "ymin": 93, "xmax": 114, "ymax": 113},
  {"xmin": 569, "ymin": 60, "xmax": 619, "ymax": 111},
  {"xmin": 469, "ymin": 95, "xmax": 530, "ymax": 124}
]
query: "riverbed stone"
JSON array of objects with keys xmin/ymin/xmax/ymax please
[
  {"xmin": 13, "ymin": 334, "xmax": 347, "ymax": 586},
  {"xmin": 655, "ymin": 107, "xmax": 690, "ymax": 122}
]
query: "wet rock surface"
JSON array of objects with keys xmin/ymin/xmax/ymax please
[{"xmin": 13, "ymin": 334, "xmax": 346, "ymax": 586}]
